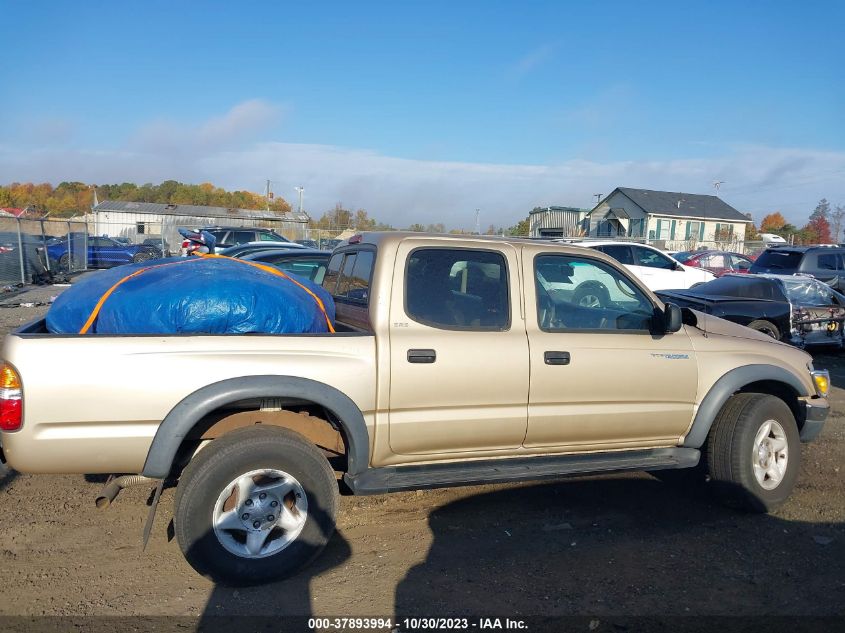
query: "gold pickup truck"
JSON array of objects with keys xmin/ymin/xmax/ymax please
[{"xmin": 0, "ymin": 233, "xmax": 831, "ymax": 585}]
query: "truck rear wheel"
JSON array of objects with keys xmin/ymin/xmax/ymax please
[
  {"xmin": 173, "ymin": 426, "xmax": 338, "ymax": 585},
  {"xmin": 706, "ymin": 393, "xmax": 799, "ymax": 512}
]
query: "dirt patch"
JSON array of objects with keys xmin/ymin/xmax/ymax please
[{"xmin": 0, "ymin": 282, "xmax": 843, "ymax": 619}]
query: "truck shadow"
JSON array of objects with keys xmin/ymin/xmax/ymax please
[
  {"xmin": 0, "ymin": 465, "xmax": 16, "ymax": 492},
  {"xmin": 394, "ymin": 475, "xmax": 845, "ymax": 617}
]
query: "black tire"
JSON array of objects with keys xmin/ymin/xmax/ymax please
[
  {"xmin": 706, "ymin": 393, "xmax": 800, "ymax": 512},
  {"xmin": 132, "ymin": 250, "xmax": 156, "ymax": 264},
  {"xmin": 572, "ymin": 282, "xmax": 610, "ymax": 308},
  {"xmin": 746, "ymin": 319, "xmax": 781, "ymax": 340},
  {"xmin": 174, "ymin": 426, "xmax": 338, "ymax": 586}
]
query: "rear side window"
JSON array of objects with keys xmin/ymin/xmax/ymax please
[
  {"xmin": 259, "ymin": 232, "xmax": 284, "ymax": 242},
  {"xmin": 816, "ymin": 253, "xmax": 842, "ymax": 271},
  {"xmin": 322, "ymin": 249, "xmax": 375, "ymax": 304},
  {"xmin": 632, "ymin": 246, "xmax": 675, "ymax": 269},
  {"xmin": 594, "ymin": 244, "xmax": 634, "ymax": 265},
  {"xmin": 693, "ymin": 276, "xmax": 784, "ymax": 301},
  {"xmin": 751, "ymin": 250, "xmax": 804, "ymax": 271},
  {"xmin": 231, "ymin": 230, "xmax": 254, "ymax": 244},
  {"xmin": 405, "ymin": 248, "xmax": 509, "ymax": 330}
]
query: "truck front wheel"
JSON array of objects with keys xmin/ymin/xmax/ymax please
[
  {"xmin": 707, "ymin": 393, "xmax": 800, "ymax": 512},
  {"xmin": 173, "ymin": 426, "xmax": 338, "ymax": 585}
]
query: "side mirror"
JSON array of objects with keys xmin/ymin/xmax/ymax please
[{"xmin": 663, "ymin": 303, "xmax": 683, "ymax": 333}]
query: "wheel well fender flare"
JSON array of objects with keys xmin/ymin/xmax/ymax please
[
  {"xmin": 142, "ymin": 375, "xmax": 369, "ymax": 478},
  {"xmin": 683, "ymin": 364, "xmax": 808, "ymax": 448}
]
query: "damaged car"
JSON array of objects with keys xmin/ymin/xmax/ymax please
[{"xmin": 656, "ymin": 273, "xmax": 845, "ymax": 348}]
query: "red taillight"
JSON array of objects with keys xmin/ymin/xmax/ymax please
[{"xmin": 0, "ymin": 362, "xmax": 22, "ymax": 431}]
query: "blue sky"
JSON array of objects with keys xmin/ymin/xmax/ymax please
[{"xmin": 1, "ymin": 0, "xmax": 843, "ymax": 229}]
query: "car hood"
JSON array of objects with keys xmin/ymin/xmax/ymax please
[{"xmin": 685, "ymin": 308, "xmax": 789, "ymax": 346}]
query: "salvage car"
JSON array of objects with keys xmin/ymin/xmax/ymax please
[
  {"xmin": 240, "ymin": 248, "xmax": 330, "ymax": 284},
  {"xmin": 47, "ymin": 235, "xmax": 159, "ymax": 270},
  {"xmin": 656, "ymin": 273, "xmax": 845, "ymax": 348},
  {"xmin": 673, "ymin": 250, "xmax": 755, "ymax": 277},
  {"xmin": 563, "ymin": 241, "xmax": 716, "ymax": 290},
  {"xmin": 750, "ymin": 245, "xmax": 845, "ymax": 291}
]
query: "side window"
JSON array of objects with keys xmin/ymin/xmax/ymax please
[
  {"xmin": 817, "ymin": 253, "xmax": 841, "ymax": 271},
  {"xmin": 335, "ymin": 250, "xmax": 374, "ymax": 303},
  {"xmin": 323, "ymin": 249, "xmax": 375, "ymax": 304},
  {"xmin": 405, "ymin": 248, "xmax": 509, "ymax": 330},
  {"xmin": 731, "ymin": 255, "xmax": 752, "ymax": 271},
  {"xmin": 632, "ymin": 246, "xmax": 675, "ymax": 270},
  {"xmin": 259, "ymin": 232, "xmax": 282, "ymax": 241},
  {"xmin": 707, "ymin": 253, "xmax": 726, "ymax": 268},
  {"xmin": 231, "ymin": 230, "xmax": 254, "ymax": 244},
  {"xmin": 595, "ymin": 244, "xmax": 634, "ymax": 265},
  {"xmin": 322, "ymin": 253, "xmax": 344, "ymax": 294},
  {"xmin": 534, "ymin": 254, "xmax": 653, "ymax": 332}
]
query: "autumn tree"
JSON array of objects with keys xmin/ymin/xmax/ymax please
[
  {"xmin": 803, "ymin": 215, "xmax": 832, "ymax": 244},
  {"xmin": 506, "ymin": 216, "xmax": 530, "ymax": 237},
  {"xmin": 760, "ymin": 212, "xmax": 787, "ymax": 233}
]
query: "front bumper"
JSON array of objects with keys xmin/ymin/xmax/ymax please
[{"xmin": 800, "ymin": 398, "xmax": 830, "ymax": 442}]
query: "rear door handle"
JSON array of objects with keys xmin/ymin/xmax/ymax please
[
  {"xmin": 407, "ymin": 349, "xmax": 437, "ymax": 364},
  {"xmin": 544, "ymin": 351, "xmax": 570, "ymax": 365}
]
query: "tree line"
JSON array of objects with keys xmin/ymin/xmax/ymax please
[
  {"xmin": 759, "ymin": 199, "xmax": 843, "ymax": 245},
  {"xmin": 0, "ymin": 181, "xmax": 498, "ymax": 234},
  {"xmin": 0, "ymin": 181, "xmax": 292, "ymax": 217}
]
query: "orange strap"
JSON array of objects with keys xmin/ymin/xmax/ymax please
[{"xmin": 79, "ymin": 253, "xmax": 335, "ymax": 334}]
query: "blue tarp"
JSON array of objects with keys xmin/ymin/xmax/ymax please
[{"xmin": 47, "ymin": 256, "xmax": 336, "ymax": 335}]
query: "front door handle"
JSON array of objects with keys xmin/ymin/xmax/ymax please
[
  {"xmin": 408, "ymin": 349, "xmax": 437, "ymax": 364},
  {"xmin": 544, "ymin": 351, "xmax": 571, "ymax": 365}
]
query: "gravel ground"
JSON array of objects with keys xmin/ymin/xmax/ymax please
[{"xmin": 0, "ymin": 280, "xmax": 843, "ymax": 622}]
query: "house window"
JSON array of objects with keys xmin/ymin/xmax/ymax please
[
  {"xmin": 686, "ymin": 221, "xmax": 703, "ymax": 240},
  {"xmin": 136, "ymin": 222, "xmax": 146, "ymax": 235},
  {"xmin": 715, "ymin": 223, "xmax": 734, "ymax": 240},
  {"xmin": 628, "ymin": 218, "xmax": 644, "ymax": 237}
]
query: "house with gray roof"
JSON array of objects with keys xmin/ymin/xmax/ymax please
[{"xmin": 585, "ymin": 187, "xmax": 752, "ymax": 245}]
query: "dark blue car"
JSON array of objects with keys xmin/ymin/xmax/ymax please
[{"xmin": 47, "ymin": 235, "xmax": 160, "ymax": 270}]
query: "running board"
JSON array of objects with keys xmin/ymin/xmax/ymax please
[{"xmin": 344, "ymin": 447, "xmax": 700, "ymax": 495}]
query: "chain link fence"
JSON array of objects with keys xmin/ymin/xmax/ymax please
[{"xmin": 0, "ymin": 218, "xmax": 90, "ymax": 286}]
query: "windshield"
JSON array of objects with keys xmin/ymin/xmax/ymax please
[
  {"xmin": 752, "ymin": 250, "xmax": 803, "ymax": 271},
  {"xmin": 780, "ymin": 278, "xmax": 844, "ymax": 306},
  {"xmin": 689, "ymin": 275, "xmax": 785, "ymax": 300}
]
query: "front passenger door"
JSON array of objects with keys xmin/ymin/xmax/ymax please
[{"xmin": 526, "ymin": 252, "xmax": 697, "ymax": 450}]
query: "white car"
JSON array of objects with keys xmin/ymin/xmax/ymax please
[{"xmin": 558, "ymin": 241, "xmax": 715, "ymax": 290}]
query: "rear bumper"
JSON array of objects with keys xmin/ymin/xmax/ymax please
[{"xmin": 800, "ymin": 398, "xmax": 830, "ymax": 442}]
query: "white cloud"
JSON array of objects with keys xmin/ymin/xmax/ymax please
[
  {"xmin": 1, "ymin": 101, "xmax": 844, "ymax": 229},
  {"xmin": 131, "ymin": 99, "xmax": 284, "ymax": 156}
]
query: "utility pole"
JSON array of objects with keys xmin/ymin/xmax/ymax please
[
  {"xmin": 593, "ymin": 193, "xmax": 603, "ymax": 205},
  {"xmin": 475, "ymin": 209, "xmax": 480, "ymax": 235},
  {"xmin": 266, "ymin": 179, "xmax": 271, "ymax": 211},
  {"xmin": 295, "ymin": 186, "xmax": 304, "ymax": 214}
]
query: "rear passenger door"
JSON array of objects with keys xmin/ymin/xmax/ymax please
[{"xmin": 387, "ymin": 242, "xmax": 528, "ymax": 456}]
